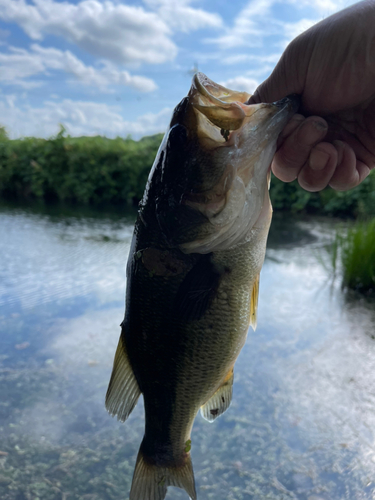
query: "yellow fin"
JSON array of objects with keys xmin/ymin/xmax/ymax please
[
  {"xmin": 105, "ymin": 334, "xmax": 141, "ymax": 422},
  {"xmin": 200, "ymin": 368, "xmax": 234, "ymax": 422},
  {"xmin": 130, "ymin": 446, "xmax": 196, "ymax": 500},
  {"xmin": 250, "ymin": 273, "xmax": 260, "ymax": 331}
]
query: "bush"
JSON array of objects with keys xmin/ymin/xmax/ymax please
[
  {"xmin": 0, "ymin": 125, "xmax": 374, "ymax": 217},
  {"xmin": 0, "ymin": 128, "xmax": 163, "ymax": 206},
  {"xmin": 270, "ymin": 171, "xmax": 375, "ymax": 218}
]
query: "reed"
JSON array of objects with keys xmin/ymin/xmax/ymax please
[{"xmin": 331, "ymin": 219, "xmax": 375, "ymax": 293}]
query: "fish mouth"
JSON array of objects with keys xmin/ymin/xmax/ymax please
[
  {"xmin": 177, "ymin": 73, "xmax": 299, "ymax": 253},
  {"xmin": 183, "ymin": 73, "xmax": 298, "ymax": 219},
  {"xmin": 188, "ymin": 73, "xmax": 253, "ymax": 138},
  {"xmin": 188, "ymin": 72, "xmax": 299, "ymax": 149}
]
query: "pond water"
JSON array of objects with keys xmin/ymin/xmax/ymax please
[{"xmin": 0, "ymin": 201, "xmax": 374, "ymax": 500}]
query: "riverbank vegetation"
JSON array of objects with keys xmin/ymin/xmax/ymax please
[
  {"xmin": 0, "ymin": 127, "xmax": 374, "ymax": 219},
  {"xmin": 0, "ymin": 127, "xmax": 161, "ymax": 207},
  {"xmin": 329, "ymin": 219, "xmax": 375, "ymax": 294}
]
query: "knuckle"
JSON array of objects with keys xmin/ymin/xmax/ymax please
[
  {"xmin": 275, "ymin": 145, "xmax": 307, "ymax": 171},
  {"xmin": 298, "ymin": 164, "xmax": 332, "ymax": 192}
]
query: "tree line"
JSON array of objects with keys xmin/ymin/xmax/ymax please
[{"xmin": 0, "ymin": 126, "xmax": 374, "ymax": 218}]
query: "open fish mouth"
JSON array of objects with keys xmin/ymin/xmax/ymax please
[
  {"xmin": 188, "ymin": 72, "xmax": 299, "ymax": 152},
  {"xmin": 177, "ymin": 73, "xmax": 299, "ymax": 253},
  {"xmin": 189, "ymin": 72, "xmax": 254, "ymax": 143}
]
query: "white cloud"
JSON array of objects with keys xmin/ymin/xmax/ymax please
[
  {"xmin": 222, "ymin": 52, "xmax": 281, "ymax": 65},
  {"xmin": 207, "ymin": 0, "xmax": 354, "ymax": 50},
  {"xmin": 12, "ymin": 79, "xmax": 45, "ymax": 89},
  {"xmin": 0, "ymin": 0, "xmax": 177, "ymax": 65},
  {"xmin": 0, "ymin": 95, "xmax": 172, "ymax": 139},
  {"xmin": 220, "ymin": 53, "xmax": 284, "ymax": 84},
  {"xmin": 221, "ymin": 54, "xmax": 255, "ymax": 65},
  {"xmin": 287, "ymin": 0, "xmax": 347, "ymax": 14},
  {"xmin": 220, "ymin": 76, "xmax": 258, "ymax": 94},
  {"xmin": 32, "ymin": 45, "xmax": 157, "ymax": 92},
  {"xmin": 143, "ymin": 0, "xmax": 222, "ymax": 33},
  {"xmin": 280, "ymin": 18, "xmax": 319, "ymax": 49},
  {"xmin": 207, "ymin": 0, "xmax": 275, "ymax": 48},
  {"xmin": 5, "ymin": 93, "xmax": 17, "ymax": 108},
  {"xmin": 0, "ymin": 44, "xmax": 157, "ymax": 92},
  {"xmin": 0, "ymin": 46, "xmax": 45, "ymax": 81}
]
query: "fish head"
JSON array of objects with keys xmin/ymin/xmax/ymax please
[{"xmin": 141, "ymin": 73, "xmax": 299, "ymax": 253}]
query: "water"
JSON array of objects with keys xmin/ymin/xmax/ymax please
[{"xmin": 0, "ymin": 202, "xmax": 374, "ymax": 500}]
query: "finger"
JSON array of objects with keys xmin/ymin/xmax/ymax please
[
  {"xmin": 356, "ymin": 161, "xmax": 372, "ymax": 182},
  {"xmin": 247, "ymin": 90, "xmax": 262, "ymax": 105},
  {"xmin": 246, "ymin": 40, "xmax": 306, "ymax": 106},
  {"xmin": 272, "ymin": 117, "xmax": 328, "ymax": 182},
  {"xmin": 297, "ymin": 143, "xmax": 338, "ymax": 192},
  {"xmin": 335, "ymin": 130, "xmax": 375, "ymax": 173},
  {"xmin": 329, "ymin": 140, "xmax": 371, "ymax": 191},
  {"xmin": 276, "ymin": 114, "xmax": 305, "ymax": 147}
]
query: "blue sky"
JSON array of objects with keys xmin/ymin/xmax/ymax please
[{"xmin": 0, "ymin": 0, "xmax": 356, "ymax": 139}]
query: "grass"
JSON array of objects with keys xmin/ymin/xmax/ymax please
[{"xmin": 330, "ymin": 218, "xmax": 375, "ymax": 293}]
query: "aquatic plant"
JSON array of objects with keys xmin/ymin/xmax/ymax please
[{"xmin": 329, "ymin": 219, "xmax": 375, "ymax": 293}]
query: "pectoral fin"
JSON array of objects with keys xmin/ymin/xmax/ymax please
[
  {"xmin": 174, "ymin": 255, "xmax": 220, "ymax": 322},
  {"xmin": 200, "ymin": 368, "xmax": 234, "ymax": 422},
  {"xmin": 250, "ymin": 273, "xmax": 260, "ymax": 331},
  {"xmin": 105, "ymin": 334, "xmax": 141, "ymax": 422}
]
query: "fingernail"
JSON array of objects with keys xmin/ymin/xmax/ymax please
[
  {"xmin": 299, "ymin": 120, "xmax": 327, "ymax": 146},
  {"xmin": 309, "ymin": 147, "xmax": 330, "ymax": 171},
  {"xmin": 356, "ymin": 161, "xmax": 371, "ymax": 183},
  {"xmin": 333, "ymin": 140, "xmax": 345, "ymax": 165}
]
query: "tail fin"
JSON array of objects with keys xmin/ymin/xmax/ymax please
[{"xmin": 130, "ymin": 447, "xmax": 196, "ymax": 500}]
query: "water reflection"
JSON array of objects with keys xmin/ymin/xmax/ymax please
[{"xmin": 0, "ymin": 202, "xmax": 374, "ymax": 500}]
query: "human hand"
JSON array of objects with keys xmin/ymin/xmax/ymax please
[{"xmin": 248, "ymin": 0, "xmax": 375, "ymax": 192}]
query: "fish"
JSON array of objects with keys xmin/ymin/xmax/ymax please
[{"xmin": 105, "ymin": 73, "xmax": 298, "ymax": 500}]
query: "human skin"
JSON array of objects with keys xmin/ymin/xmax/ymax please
[{"xmin": 248, "ymin": 0, "xmax": 375, "ymax": 192}]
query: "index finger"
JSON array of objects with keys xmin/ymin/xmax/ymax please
[{"xmin": 272, "ymin": 116, "xmax": 329, "ymax": 182}]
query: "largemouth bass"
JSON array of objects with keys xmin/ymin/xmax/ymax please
[{"xmin": 106, "ymin": 73, "xmax": 298, "ymax": 500}]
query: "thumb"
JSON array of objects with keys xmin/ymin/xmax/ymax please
[
  {"xmin": 247, "ymin": 76, "xmax": 279, "ymax": 104},
  {"xmin": 247, "ymin": 62, "xmax": 293, "ymax": 104},
  {"xmin": 247, "ymin": 41, "xmax": 305, "ymax": 104}
]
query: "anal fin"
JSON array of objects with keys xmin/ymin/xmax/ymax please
[
  {"xmin": 250, "ymin": 273, "xmax": 260, "ymax": 331},
  {"xmin": 200, "ymin": 368, "xmax": 234, "ymax": 422},
  {"xmin": 105, "ymin": 334, "xmax": 141, "ymax": 422}
]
